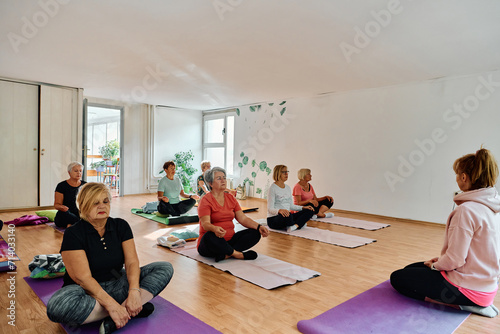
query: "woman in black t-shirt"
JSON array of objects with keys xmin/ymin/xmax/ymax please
[
  {"xmin": 53, "ymin": 162, "xmax": 86, "ymax": 228},
  {"xmin": 47, "ymin": 183, "xmax": 173, "ymax": 333}
]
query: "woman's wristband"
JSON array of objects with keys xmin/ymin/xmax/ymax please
[
  {"xmin": 129, "ymin": 288, "xmax": 141, "ymax": 293},
  {"xmin": 257, "ymin": 224, "xmax": 261, "ymax": 231}
]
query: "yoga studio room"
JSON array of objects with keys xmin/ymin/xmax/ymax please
[{"xmin": 2, "ymin": 1, "xmax": 500, "ymax": 333}]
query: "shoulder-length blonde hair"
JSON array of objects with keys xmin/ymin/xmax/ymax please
[
  {"xmin": 77, "ymin": 182, "xmax": 111, "ymax": 221},
  {"xmin": 273, "ymin": 165, "xmax": 288, "ymax": 182}
]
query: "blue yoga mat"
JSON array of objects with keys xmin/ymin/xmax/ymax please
[
  {"xmin": 25, "ymin": 276, "xmax": 221, "ymax": 334},
  {"xmin": 297, "ymin": 280, "xmax": 470, "ymax": 334}
]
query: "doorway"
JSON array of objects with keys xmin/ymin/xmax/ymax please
[{"xmin": 84, "ymin": 104, "xmax": 123, "ymax": 197}]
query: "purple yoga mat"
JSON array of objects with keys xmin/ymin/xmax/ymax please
[
  {"xmin": 24, "ymin": 277, "xmax": 221, "ymax": 334},
  {"xmin": 297, "ymin": 280, "xmax": 470, "ymax": 334}
]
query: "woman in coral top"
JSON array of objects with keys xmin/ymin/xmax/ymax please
[
  {"xmin": 293, "ymin": 168, "xmax": 334, "ymax": 219},
  {"xmin": 391, "ymin": 147, "xmax": 500, "ymax": 317},
  {"xmin": 197, "ymin": 167, "xmax": 269, "ymax": 262}
]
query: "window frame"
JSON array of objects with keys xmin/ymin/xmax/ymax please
[{"xmin": 202, "ymin": 111, "xmax": 236, "ymax": 176}]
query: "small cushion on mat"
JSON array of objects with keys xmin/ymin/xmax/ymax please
[
  {"xmin": 171, "ymin": 229, "xmax": 199, "ymax": 241},
  {"xmin": 30, "ymin": 266, "xmax": 66, "ymax": 279},
  {"xmin": 35, "ymin": 210, "xmax": 58, "ymax": 222},
  {"xmin": 157, "ymin": 235, "xmax": 186, "ymax": 249},
  {"xmin": 155, "ymin": 212, "xmax": 170, "ymax": 218}
]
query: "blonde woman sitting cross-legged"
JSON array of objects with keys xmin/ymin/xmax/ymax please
[
  {"xmin": 293, "ymin": 168, "xmax": 334, "ymax": 219},
  {"xmin": 46, "ymin": 183, "xmax": 173, "ymax": 334}
]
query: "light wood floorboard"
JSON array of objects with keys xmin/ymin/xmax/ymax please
[{"xmin": 1, "ymin": 194, "xmax": 499, "ymax": 333}]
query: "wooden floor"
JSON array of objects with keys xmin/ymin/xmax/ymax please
[{"xmin": 1, "ymin": 194, "xmax": 500, "ymax": 334}]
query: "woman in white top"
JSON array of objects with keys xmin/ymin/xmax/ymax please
[{"xmin": 267, "ymin": 165, "xmax": 314, "ymax": 232}]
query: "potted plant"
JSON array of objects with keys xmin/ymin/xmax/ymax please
[
  {"xmin": 99, "ymin": 140, "xmax": 120, "ymax": 165},
  {"xmin": 90, "ymin": 160, "xmax": 107, "ymax": 172}
]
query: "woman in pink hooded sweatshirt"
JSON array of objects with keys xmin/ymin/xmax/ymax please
[{"xmin": 391, "ymin": 147, "xmax": 500, "ymax": 317}]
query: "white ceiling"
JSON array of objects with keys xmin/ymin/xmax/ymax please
[{"xmin": 1, "ymin": 0, "xmax": 500, "ymax": 110}]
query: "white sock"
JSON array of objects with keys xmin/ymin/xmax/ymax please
[
  {"xmin": 312, "ymin": 215, "xmax": 318, "ymax": 220},
  {"xmin": 459, "ymin": 305, "xmax": 499, "ymax": 318},
  {"xmin": 286, "ymin": 224, "xmax": 298, "ymax": 233},
  {"xmin": 325, "ymin": 212, "xmax": 334, "ymax": 218}
]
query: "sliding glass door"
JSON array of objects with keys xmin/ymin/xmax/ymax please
[{"xmin": 84, "ymin": 103, "xmax": 123, "ymax": 197}]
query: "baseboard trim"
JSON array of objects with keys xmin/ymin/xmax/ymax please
[
  {"xmin": 0, "ymin": 205, "xmax": 54, "ymax": 213},
  {"xmin": 244, "ymin": 196, "xmax": 443, "ymax": 226}
]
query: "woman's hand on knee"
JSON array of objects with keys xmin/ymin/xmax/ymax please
[
  {"xmin": 213, "ymin": 226, "xmax": 226, "ymax": 238},
  {"xmin": 259, "ymin": 225, "xmax": 270, "ymax": 237},
  {"xmin": 108, "ymin": 304, "xmax": 130, "ymax": 329},
  {"xmin": 124, "ymin": 291, "xmax": 143, "ymax": 317},
  {"xmin": 423, "ymin": 257, "xmax": 438, "ymax": 268},
  {"xmin": 278, "ymin": 209, "xmax": 290, "ymax": 217}
]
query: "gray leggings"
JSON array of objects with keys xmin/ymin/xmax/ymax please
[{"xmin": 47, "ymin": 261, "xmax": 173, "ymax": 325}]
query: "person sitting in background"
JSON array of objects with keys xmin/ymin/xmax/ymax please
[
  {"xmin": 197, "ymin": 167, "xmax": 269, "ymax": 262},
  {"xmin": 267, "ymin": 165, "xmax": 314, "ymax": 233},
  {"xmin": 197, "ymin": 160, "xmax": 211, "ymax": 197},
  {"xmin": 54, "ymin": 162, "xmax": 86, "ymax": 228},
  {"xmin": 390, "ymin": 147, "xmax": 500, "ymax": 318},
  {"xmin": 197, "ymin": 160, "xmax": 237, "ymax": 198},
  {"xmin": 293, "ymin": 168, "xmax": 334, "ymax": 219},
  {"xmin": 157, "ymin": 161, "xmax": 199, "ymax": 216},
  {"xmin": 47, "ymin": 182, "xmax": 173, "ymax": 333}
]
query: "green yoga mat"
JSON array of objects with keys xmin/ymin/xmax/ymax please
[{"xmin": 131, "ymin": 209, "xmax": 199, "ymax": 225}]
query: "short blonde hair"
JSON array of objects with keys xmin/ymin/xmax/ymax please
[
  {"xmin": 201, "ymin": 160, "xmax": 211, "ymax": 170},
  {"xmin": 297, "ymin": 168, "xmax": 311, "ymax": 180},
  {"xmin": 77, "ymin": 182, "xmax": 111, "ymax": 221},
  {"xmin": 273, "ymin": 165, "xmax": 288, "ymax": 182}
]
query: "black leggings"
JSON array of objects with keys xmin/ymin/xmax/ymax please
[
  {"xmin": 54, "ymin": 210, "xmax": 80, "ymax": 228},
  {"xmin": 311, "ymin": 198, "xmax": 334, "ymax": 214},
  {"xmin": 197, "ymin": 229, "xmax": 261, "ymax": 260},
  {"xmin": 390, "ymin": 262, "xmax": 477, "ymax": 306},
  {"xmin": 267, "ymin": 209, "xmax": 315, "ymax": 230},
  {"xmin": 157, "ymin": 198, "xmax": 196, "ymax": 216}
]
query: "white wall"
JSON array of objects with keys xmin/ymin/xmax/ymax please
[
  {"xmin": 233, "ymin": 70, "xmax": 500, "ymax": 223},
  {"xmin": 150, "ymin": 106, "xmax": 203, "ymax": 190}
]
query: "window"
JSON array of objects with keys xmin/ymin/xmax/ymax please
[{"xmin": 203, "ymin": 113, "xmax": 235, "ymax": 175}]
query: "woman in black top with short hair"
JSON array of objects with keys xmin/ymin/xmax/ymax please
[{"xmin": 53, "ymin": 161, "xmax": 86, "ymax": 228}]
